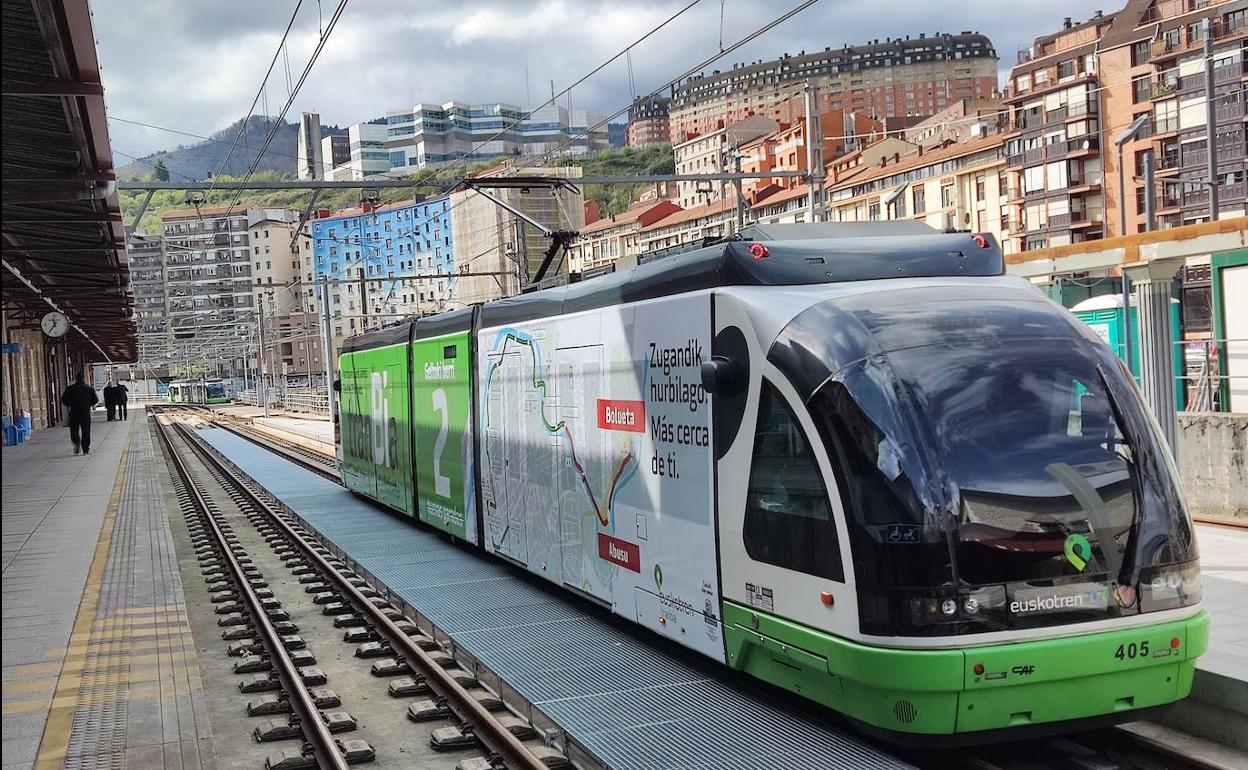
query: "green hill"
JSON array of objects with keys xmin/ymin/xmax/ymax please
[{"xmin": 120, "ymin": 145, "xmax": 676, "ymax": 236}]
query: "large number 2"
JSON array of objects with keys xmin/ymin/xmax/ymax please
[{"xmin": 432, "ymin": 388, "xmax": 451, "ymax": 497}]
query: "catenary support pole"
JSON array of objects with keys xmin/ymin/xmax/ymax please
[
  {"xmin": 1125, "ymin": 257, "xmax": 1183, "ymax": 454},
  {"xmin": 1204, "ymin": 18, "xmax": 1219, "ymax": 221},
  {"xmin": 1143, "ymin": 149, "xmax": 1157, "ymax": 232},
  {"xmin": 804, "ymin": 81, "xmax": 820, "ymax": 221},
  {"xmin": 320, "ymin": 276, "xmax": 336, "ymax": 425},
  {"xmin": 257, "ymin": 310, "xmax": 269, "ymax": 418}
]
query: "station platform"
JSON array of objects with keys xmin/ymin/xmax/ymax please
[{"xmin": 1, "ymin": 411, "xmax": 212, "ymax": 769}]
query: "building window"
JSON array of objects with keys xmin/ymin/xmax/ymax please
[
  {"xmin": 1058, "ymin": 60, "xmax": 1075, "ymax": 79},
  {"xmin": 913, "ymin": 186, "xmax": 926, "ymax": 214},
  {"xmin": 1133, "ymin": 75, "xmax": 1151, "ymax": 103},
  {"xmin": 742, "ymin": 382, "xmax": 842, "ymax": 581},
  {"xmin": 940, "ymin": 184, "xmax": 954, "ymax": 208},
  {"xmin": 1132, "ymin": 39, "xmax": 1151, "ymax": 67},
  {"xmin": 975, "ymin": 175, "xmax": 986, "ymax": 202}
]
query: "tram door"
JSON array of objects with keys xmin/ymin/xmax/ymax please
[{"xmin": 710, "ymin": 293, "xmax": 856, "ymax": 639}]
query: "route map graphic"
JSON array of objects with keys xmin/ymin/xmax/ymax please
[{"xmin": 477, "ymin": 295, "xmax": 726, "ymax": 661}]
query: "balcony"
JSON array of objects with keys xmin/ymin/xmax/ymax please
[
  {"xmin": 1156, "ymin": 152, "xmax": 1183, "ymax": 173},
  {"xmin": 1066, "ymin": 100, "xmax": 1098, "ymax": 119},
  {"xmin": 1153, "ymin": 117, "xmax": 1180, "ymax": 136},
  {"xmin": 1048, "ymin": 212, "xmax": 1073, "ymax": 228},
  {"xmin": 1216, "ymin": 97, "xmax": 1246, "ymax": 121},
  {"xmin": 1067, "ymin": 135, "xmax": 1099, "ymax": 156},
  {"xmin": 1070, "ymin": 206, "xmax": 1104, "ymax": 228},
  {"xmin": 1224, "ymin": 180, "xmax": 1248, "ymax": 199},
  {"xmin": 1214, "ymin": 59, "xmax": 1247, "ymax": 85},
  {"xmin": 1045, "ymin": 106, "xmax": 1069, "ymax": 125}
]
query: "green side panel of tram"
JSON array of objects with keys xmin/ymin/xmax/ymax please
[
  {"xmin": 411, "ymin": 332, "xmax": 475, "ymax": 542},
  {"xmin": 722, "ymin": 601, "xmax": 1209, "ymax": 735},
  {"xmin": 337, "ymin": 344, "xmax": 415, "ymax": 517}
]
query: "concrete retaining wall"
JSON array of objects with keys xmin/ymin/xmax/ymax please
[{"xmin": 1177, "ymin": 412, "xmax": 1248, "ymax": 520}]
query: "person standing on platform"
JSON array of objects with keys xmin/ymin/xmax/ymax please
[
  {"xmin": 103, "ymin": 380, "xmax": 117, "ymax": 421},
  {"xmin": 61, "ymin": 372, "xmax": 98, "ymax": 455},
  {"xmin": 116, "ymin": 381, "xmax": 129, "ymax": 420}
]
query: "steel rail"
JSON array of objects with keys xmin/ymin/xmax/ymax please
[
  {"xmin": 214, "ymin": 418, "xmax": 339, "ymax": 482},
  {"xmin": 155, "ymin": 416, "xmax": 349, "ymax": 770},
  {"xmin": 176, "ymin": 422, "xmax": 550, "ymax": 770}
]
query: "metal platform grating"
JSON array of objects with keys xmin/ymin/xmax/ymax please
[{"xmin": 196, "ymin": 427, "xmax": 913, "ymax": 770}]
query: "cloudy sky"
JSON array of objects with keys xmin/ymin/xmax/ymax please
[{"xmin": 93, "ymin": 0, "xmax": 1104, "ymax": 159}]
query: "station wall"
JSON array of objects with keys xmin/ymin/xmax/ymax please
[{"xmin": 1177, "ymin": 412, "xmax": 1248, "ymax": 520}]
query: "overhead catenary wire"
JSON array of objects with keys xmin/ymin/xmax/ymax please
[
  {"xmin": 527, "ymin": 0, "xmax": 822, "ymax": 168},
  {"xmin": 207, "ymin": 0, "xmax": 305, "ymax": 192},
  {"xmin": 225, "ymin": 0, "xmax": 351, "ymax": 211}
]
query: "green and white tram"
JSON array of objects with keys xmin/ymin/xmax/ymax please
[{"xmin": 333, "ymin": 225, "xmax": 1206, "ymax": 741}]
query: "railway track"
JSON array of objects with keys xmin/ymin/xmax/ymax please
[{"xmin": 153, "ymin": 412, "xmax": 563, "ymax": 770}]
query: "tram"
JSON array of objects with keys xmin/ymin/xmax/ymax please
[
  {"xmin": 167, "ymin": 379, "xmax": 230, "ymax": 405},
  {"xmin": 332, "ymin": 224, "xmax": 1206, "ymax": 742}
]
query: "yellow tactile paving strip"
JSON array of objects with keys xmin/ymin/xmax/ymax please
[
  {"xmin": 26, "ymin": 416, "xmax": 213, "ymax": 768},
  {"xmin": 29, "ymin": 426, "xmax": 128, "ymax": 768}
]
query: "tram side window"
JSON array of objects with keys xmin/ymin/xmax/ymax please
[{"xmin": 743, "ymin": 382, "xmax": 844, "ymax": 581}]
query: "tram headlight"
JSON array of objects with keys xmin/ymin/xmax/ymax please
[
  {"xmin": 1139, "ymin": 562, "xmax": 1201, "ymax": 612},
  {"xmin": 891, "ymin": 586, "xmax": 1007, "ymax": 634}
]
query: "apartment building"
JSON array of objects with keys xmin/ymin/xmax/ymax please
[
  {"xmin": 1099, "ymin": 0, "xmax": 1247, "ymax": 234},
  {"xmin": 248, "ymin": 214, "xmax": 301, "ymax": 317},
  {"xmin": 567, "ymin": 200, "xmax": 682, "ymax": 272},
  {"xmin": 308, "ymin": 196, "xmax": 456, "ymax": 343},
  {"xmin": 160, "ymin": 206, "xmax": 261, "ymax": 375},
  {"xmin": 1002, "ymin": 12, "xmax": 1112, "ymax": 253},
  {"xmin": 673, "ymin": 115, "xmax": 778, "ymax": 209},
  {"xmin": 637, "ymin": 201, "xmax": 737, "ymax": 254},
  {"xmin": 266, "ymin": 311, "xmax": 325, "ymax": 383},
  {"xmin": 626, "ymin": 95, "xmax": 672, "ymax": 148},
  {"xmin": 670, "ymin": 33, "xmax": 999, "ymax": 142},
  {"xmin": 738, "ymin": 109, "xmax": 885, "ymax": 202},
  {"xmin": 904, "ymin": 97, "xmax": 1006, "ymax": 146},
  {"xmin": 449, "ymin": 165, "xmax": 585, "ymax": 304},
  {"xmin": 824, "ymin": 134, "xmax": 1010, "ymax": 240},
  {"xmin": 128, "ymin": 231, "xmax": 166, "ymax": 342},
  {"xmin": 377, "ymin": 102, "xmax": 609, "ymax": 173}
]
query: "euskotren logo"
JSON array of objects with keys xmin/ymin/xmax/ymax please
[{"xmin": 1064, "ymin": 533, "xmax": 1092, "ymax": 571}]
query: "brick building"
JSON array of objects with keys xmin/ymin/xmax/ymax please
[
  {"xmin": 669, "ymin": 33, "xmax": 998, "ymax": 143},
  {"xmin": 625, "ymin": 95, "xmax": 672, "ymax": 148}
]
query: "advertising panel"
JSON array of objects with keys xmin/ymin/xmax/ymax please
[
  {"xmin": 477, "ymin": 293, "xmax": 724, "ymax": 661},
  {"xmin": 412, "ymin": 332, "xmax": 477, "ymax": 543}
]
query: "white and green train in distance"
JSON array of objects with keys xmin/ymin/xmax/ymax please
[
  {"xmin": 167, "ymin": 379, "xmax": 230, "ymax": 404},
  {"xmin": 333, "ymin": 223, "xmax": 1206, "ymax": 742}
]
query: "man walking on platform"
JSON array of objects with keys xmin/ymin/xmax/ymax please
[
  {"xmin": 116, "ymin": 380, "xmax": 129, "ymax": 420},
  {"xmin": 61, "ymin": 371, "xmax": 98, "ymax": 455},
  {"xmin": 103, "ymin": 380, "xmax": 116, "ymax": 421}
]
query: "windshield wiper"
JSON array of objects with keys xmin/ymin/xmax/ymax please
[{"xmin": 1095, "ymin": 364, "xmax": 1146, "ymax": 587}]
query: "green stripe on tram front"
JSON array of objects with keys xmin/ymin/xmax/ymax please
[{"xmin": 722, "ymin": 601, "xmax": 1209, "ymax": 735}]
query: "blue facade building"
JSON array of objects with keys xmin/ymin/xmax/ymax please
[{"xmin": 310, "ymin": 196, "xmax": 455, "ymax": 337}]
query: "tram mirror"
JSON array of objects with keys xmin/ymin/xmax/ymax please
[
  {"xmin": 332, "ymin": 378, "xmax": 341, "ymax": 393},
  {"xmin": 701, "ymin": 356, "xmax": 743, "ymax": 396}
]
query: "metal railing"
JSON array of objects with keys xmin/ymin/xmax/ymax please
[
  {"xmin": 1174, "ymin": 337, "xmax": 1248, "ymax": 412},
  {"xmin": 237, "ymin": 387, "xmax": 329, "ymax": 414}
]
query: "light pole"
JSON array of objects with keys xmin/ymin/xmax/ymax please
[{"xmin": 1114, "ymin": 114, "xmax": 1150, "ymax": 376}]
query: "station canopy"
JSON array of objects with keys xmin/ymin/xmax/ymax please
[{"xmin": 2, "ymin": 0, "xmax": 136, "ymax": 362}]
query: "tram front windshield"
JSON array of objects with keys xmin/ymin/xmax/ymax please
[
  {"xmin": 206, "ymin": 382, "xmax": 227, "ymax": 399},
  {"xmin": 807, "ymin": 337, "xmax": 1199, "ymax": 635}
]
